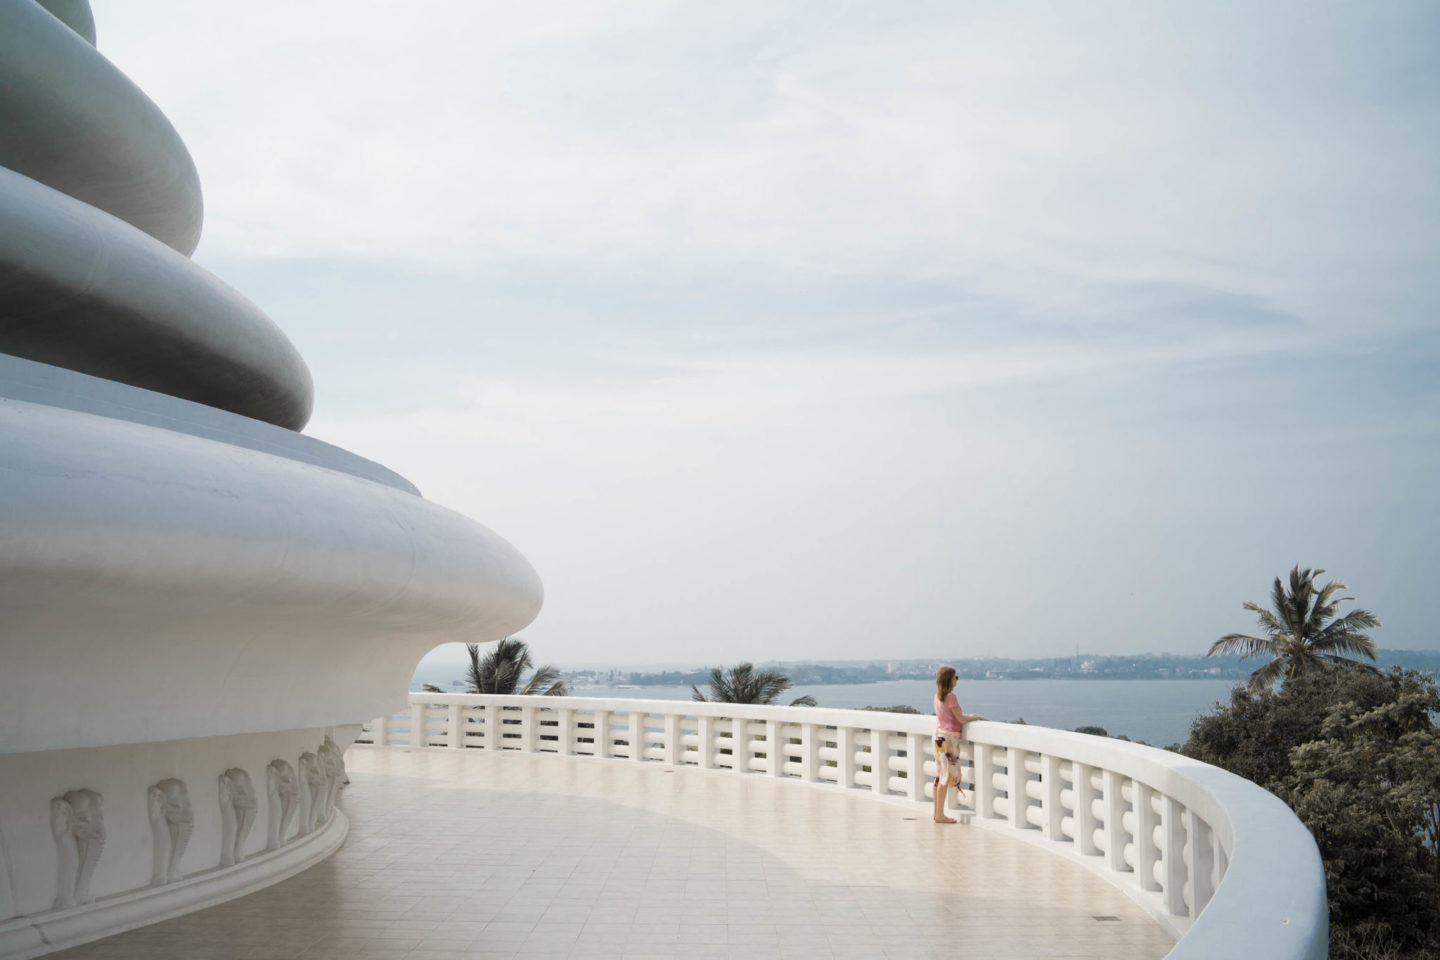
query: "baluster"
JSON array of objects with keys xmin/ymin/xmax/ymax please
[
  {"xmin": 1008, "ymin": 748, "xmax": 1029, "ymax": 829},
  {"xmin": 558, "ymin": 707, "xmax": 574, "ymax": 756},
  {"xmin": 664, "ymin": 713, "xmax": 681, "ymax": 765},
  {"xmin": 870, "ymin": 729, "xmax": 887, "ymax": 795},
  {"xmin": 767, "ymin": 719, "xmax": 785, "ymax": 777},
  {"xmin": 447, "ymin": 703, "xmax": 463, "ymax": 749},
  {"xmin": 836, "ymin": 726, "xmax": 856, "ymax": 788},
  {"xmin": 697, "ymin": 714, "xmax": 714, "ymax": 768},
  {"xmin": 631, "ymin": 712, "xmax": 647, "ymax": 761},
  {"xmin": 906, "ymin": 732, "xmax": 926, "ymax": 801},
  {"xmin": 1163, "ymin": 796, "xmax": 1188, "ymax": 916},
  {"xmin": 410, "ymin": 702, "xmax": 427, "ymax": 749},
  {"xmin": 1187, "ymin": 810, "xmax": 1216, "ymax": 914},
  {"xmin": 373, "ymin": 714, "xmax": 388, "ymax": 747},
  {"xmin": 802, "ymin": 723, "xmax": 821, "ymax": 782},
  {"xmin": 593, "ymin": 709, "xmax": 611, "ymax": 759},
  {"xmin": 1075, "ymin": 761, "xmax": 1099, "ymax": 854},
  {"xmin": 1104, "ymin": 770, "xmax": 1129, "ymax": 872},
  {"xmin": 1136, "ymin": 783, "xmax": 1161, "ymax": 892},
  {"xmin": 521, "ymin": 706, "xmax": 537, "ymax": 752},
  {"xmin": 1042, "ymin": 754, "xmax": 1064, "ymax": 839},
  {"xmin": 484, "ymin": 703, "xmax": 501, "ymax": 751},
  {"xmin": 974, "ymin": 743, "xmax": 995, "ymax": 819},
  {"xmin": 735, "ymin": 717, "xmax": 751, "ymax": 772}
]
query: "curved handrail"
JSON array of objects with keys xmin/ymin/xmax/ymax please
[{"xmin": 362, "ymin": 693, "xmax": 1328, "ymax": 960}]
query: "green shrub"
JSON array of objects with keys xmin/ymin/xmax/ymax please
[{"xmin": 1180, "ymin": 668, "xmax": 1439, "ymax": 958}]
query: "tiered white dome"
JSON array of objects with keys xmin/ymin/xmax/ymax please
[{"xmin": 0, "ymin": 4, "xmax": 542, "ymax": 955}]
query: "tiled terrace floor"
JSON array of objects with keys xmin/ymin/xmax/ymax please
[{"xmin": 53, "ymin": 747, "xmax": 1174, "ymax": 960}]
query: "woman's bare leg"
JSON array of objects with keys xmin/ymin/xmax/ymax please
[{"xmin": 933, "ymin": 780, "xmax": 955, "ymax": 823}]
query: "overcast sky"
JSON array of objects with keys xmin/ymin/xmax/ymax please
[{"xmin": 95, "ymin": 2, "xmax": 1438, "ymax": 667}]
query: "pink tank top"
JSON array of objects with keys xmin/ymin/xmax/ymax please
[{"xmin": 935, "ymin": 691, "xmax": 962, "ymax": 733}]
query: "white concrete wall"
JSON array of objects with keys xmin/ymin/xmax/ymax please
[
  {"xmin": 0, "ymin": 386, "xmax": 543, "ymax": 755},
  {"xmin": 0, "ymin": 726, "xmax": 353, "ymax": 959},
  {"xmin": 0, "ymin": 8, "xmax": 545, "ymax": 957}
]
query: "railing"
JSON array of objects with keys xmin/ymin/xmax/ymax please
[{"xmin": 359, "ymin": 693, "xmax": 1328, "ymax": 960}]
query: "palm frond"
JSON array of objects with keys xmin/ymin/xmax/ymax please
[
  {"xmin": 1242, "ymin": 602, "xmax": 1289, "ymax": 639},
  {"xmin": 754, "ymin": 671, "xmax": 793, "ymax": 705},
  {"xmin": 1271, "ymin": 576, "xmax": 1302, "ymax": 638},
  {"xmin": 1316, "ymin": 607, "xmax": 1381, "ymax": 636},
  {"xmin": 1313, "ymin": 578, "xmax": 1348, "ymax": 607},
  {"xmin": 701, "ymin": 662, "xmax": 805, "ymax": 705},
  {"xmin": 788, "ymin": 694, "xmax": 817, "ymax": 707},
  {"xmin": 465, "ymin": 642, "xmax": 485, "ymax": 693},
  {"xmin": 690, "ymin": 684, "xmax": 709, "ymax": 703},
  {"xmin": 1290, "ymin": 566, "xmax": 1322, "ymax": 601},
  {"xmin": 1225, "ymin": 566, "xmax": 1378, "ymax": 691},
  {"xmin": 1310, "ymin": 630, "xmax": 1379, "ymax": 662},
  {"xmin": 709, "ymin": 664, "xmax": 746, "ymax": 702},
  {"xmin": 466, "ymin": 637, "xmax": 564, "ymax": 696},
  {"xmin": 1209, "ymin": 633, "xmax": 1275, "ymax": 660},
  {"xmin": 1305, "ymin": 579, "xmax": 1350, "ymax": 632},
  {"xmin": 520, "ymin": 665, "xmax": 566, "ymax": 696}
]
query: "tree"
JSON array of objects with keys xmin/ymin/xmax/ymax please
[
  {"xmin": 421, "ymin": 683, "xmax": 444, "ymax": 693},
  {"xmin": 465, "ymin": 638, "xmax": 567, "ymax": 696},
  {"xmin": 1180, "ymin": 668, "xmax": 1440, "ymax": 958},
  {"xmin": 1281, "ymin": 675, "xmax": 1439, "ymax": 952},
  {"xmin": 1208, "ymin": 566, "xmax": 1379, "ymax": 689},
  {"xmin": 690, "ymin": 662, "xmax": 817, "ymax": 707}
]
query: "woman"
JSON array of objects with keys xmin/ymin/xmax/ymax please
[{"xmin": 933, "ymin": 665, "xmax": 986, "ymax": 823}]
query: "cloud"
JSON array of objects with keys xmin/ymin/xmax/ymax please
[
  {"xmin": 86, "ymin": 2, "xmax": 1440, "ymax": 663},
  {"xmin": 97, "ymin": 1, "xmax": 1440, "ymax": 336},
  {"xmin": 306, "ymin": 328, "xmax": 1438, "ymax": 663}
]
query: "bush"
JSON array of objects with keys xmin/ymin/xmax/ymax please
[{"xmin": 1179, "ymin": 668, "xmax": 1440, "ymax": 958}]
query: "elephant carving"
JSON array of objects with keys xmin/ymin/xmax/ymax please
[
  {"xmin": 147, "ymin": 778, "xmax": 193, "ymax": 885},
  {"xmin": 296, "ymin": 752, "xmax": 326, "ymax": 836},
  {"xmin": 50, "ymin": 789, "xmax": 104, "ymax": 910},
  {"xmin": 217, "ymin": 768, "xmax": 256, "ymax": 868},
  {"xmin": 317, "ymin": 736, "xmax": 345, "ymax": 819},
  {"xmin": 265, "ymin": 759, "xmax": 299, "ymax": 850}
]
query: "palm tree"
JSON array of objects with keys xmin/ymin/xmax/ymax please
[
  {"xmin": 1208, "ymin": 566, "xmax": 1380, "ymax": 689},
  {"xmin": 465, "ymin": 638, "xmax": 567, "ymax": 696},
  {"xmin": 690, "ymin": 662, "xmax": 817, "ymax": 706}
]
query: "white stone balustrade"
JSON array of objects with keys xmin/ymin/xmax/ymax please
[{"xmin": 363, "ymin": 693, "xmax": 1327, "ymax": 960}]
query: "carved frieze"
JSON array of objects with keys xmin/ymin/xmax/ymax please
[
  {"xmin": 50, "ymin": 789, "xmax": 104, "ymax": 910},
  {"xmin": 146, "ymin": 778, "xmax": 193, "ymax": 885},
  {"xmin": 217, "ymin": 768, "xmax": 256, "ymax": 868},
  {"xmin": 317, "ymin": 736, "xmax": 344, "ymax": 819},
  {"xmin": 296, "ymin": 752, "xmax": 325, "ymax": 836},
  {"xmin": 265, "ymin": 759, "xmax": 299, "ymax": 850}
]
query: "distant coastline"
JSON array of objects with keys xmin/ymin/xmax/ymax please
[
  {"xmin": 413, "ymin": 648, "xmax": 1440, "ymax": 692},
  {"xmin": 406, "ymin": 651, "xmax": 1440, "ymax": 746},
  {"xmin": 555, "ymin": 648, "xmax": 1440, "ymax": 688}
]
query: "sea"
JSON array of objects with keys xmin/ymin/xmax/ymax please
[{"xmin": 410, "ymin": 674, "xmax": 1241, "ymax": 748}]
